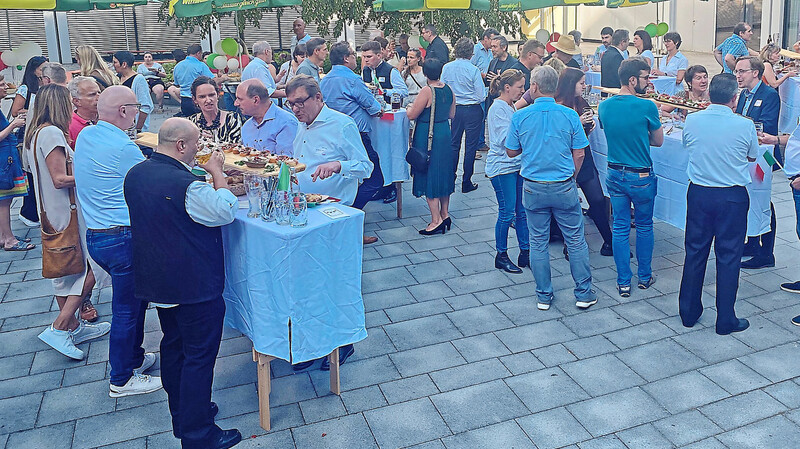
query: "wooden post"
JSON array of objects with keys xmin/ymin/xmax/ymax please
[
  {"xmin": 395, "ymin": 181, "xmax": 403, "ymax": 219},
  {"xmin": 329, "ymin": 348, "xmax": 341, "ymax": 395},
  {"xmin": 252, "ymin": 348, "xmax": 274, "ymax": 431}
]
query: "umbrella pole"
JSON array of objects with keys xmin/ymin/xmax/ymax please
[
  {"xmin": 5, "ymin": 11, "xmax": 10, "ymax": 49},
  {"xmin": 122, "ymin": 9, "xmax": 130, "ymax": 51}
]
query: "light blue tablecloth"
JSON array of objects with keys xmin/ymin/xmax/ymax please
[
  {"xmin": 589, "ymin": 118, "xmax": 772, "ymax": 234},
  {"xmin": 222, "ymin": 204, "xmax": 367, "ymax": 363},
  {"xmin": 370, "ymin": 109, "xmax": 411, "ymax": 186},
  {"xmin": 779, "ymin": 76, "xmax": 800, "ymax": 134},
  {"xmin": 585, "ymin": 71, "xmax": 679, "ymax": 95}
]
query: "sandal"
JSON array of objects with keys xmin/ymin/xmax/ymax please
[
  {"xmin": 80, "ymin": 299, "xmax": 99, "ymax": 322},
  {"xmin": 15, "ymin": 235, "xmax": 32, "ymax": 243},
  {"xmin": 3, "ymin": 240, "xmax": 35, "ymax": 251}
]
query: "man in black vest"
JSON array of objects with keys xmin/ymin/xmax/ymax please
[
  {"xmin": 124, "ymin": 118, "xmax": 241, "ymax": 449},
  {"xmin": 361, "ymin": 40, "xmax": 408, "ymax": 104}
]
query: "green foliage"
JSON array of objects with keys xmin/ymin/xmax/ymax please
[{"xmin": 156, "ymin": 2, "xmax": 271, "ymax": 40}]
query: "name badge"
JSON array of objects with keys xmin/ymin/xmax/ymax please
[
  {"xmin": 754, "ymin": 99, "xmax": 763, "ymax": 107},
  {"xmin": 378, "ymin": 76, "xmax": 386, "ymax": 83}
]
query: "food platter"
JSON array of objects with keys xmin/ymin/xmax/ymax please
[
  {"xmin": 199, "ymin": 139, "xmax": 306, "ymax": 177},
  {"xmin": 641, "ymin": 93, "xmax": 710, "ymax": 112}
]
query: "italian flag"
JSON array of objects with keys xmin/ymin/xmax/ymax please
[{"xmin": 754, "ymin": 149, "xmax": 779, "ymax": 182}]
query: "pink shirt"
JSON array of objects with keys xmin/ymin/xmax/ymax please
[{"xmin": 69, "ymin": 113, "xmax": 92, "ymax": 146}]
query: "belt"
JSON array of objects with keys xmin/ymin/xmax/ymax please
[
  {"xmin": 608, "ymin": 163, "xmax": 652, "ymax": 174},
  {"xmin": 522, "ymin": 177, "xmax": 572, "ymax": 184},
  {"xmin": 456, "ymin": 103, "xmax": 481, "ymax": 107},
  {"xmin": 88, "ymin": 226, "xmax": 130, "ymax": 234}
]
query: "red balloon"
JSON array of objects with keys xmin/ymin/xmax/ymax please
[
  {"xmin": 0, "ymin": 52, "xmax": 7, "ymax": 71},
  {"xmin": 240, "ymin": 54, "xmax": 250, "ymax": 68},
  {"xmin": 550, "ymin": 32, "xmax": 561, "ymax": 42},
  {"xmin": 546, "ymin": 42, "xmax": 556, "ymax": 53}
]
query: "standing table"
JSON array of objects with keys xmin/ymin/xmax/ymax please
[
  {"xmin": 370, "ymin": 109, "xmax": 411, "ymax": 218},
  {"xmin": 221, "ymin": 204, "xmax": 368, "ymax": 430}
]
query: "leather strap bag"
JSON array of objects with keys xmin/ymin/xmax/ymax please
[
  {"xmin": 406, "ymin": 86, "xmax": 437, "ymax": 174},
  {"xmin": 31, "ymin": 128, "xmax": 85, "ymax": 279}
]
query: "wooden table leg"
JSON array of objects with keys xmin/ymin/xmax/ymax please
[
  {"xmin": 329, "ymin": 348, "xmax": 341, "ymax": 395},
  {"xmin": 252, "ymin": 348, "xmax": 274, "ymax": 431},
  {"xmin": 395, "ymin": 181, "xmax": 403, "ymax": 219}
]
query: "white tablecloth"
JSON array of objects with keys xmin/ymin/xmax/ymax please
[
  {"xmin": 222, "ymin": 204, "xmax": 367, "ymax": 363},
  {"xmin": 585, "ymin": 71, "xmax": 679, "ymax": 95},
  {"xmin": 369, "ymin": 110, "xmax": 411, "ymax": 186},
  {"xmin": 779, "ymin": 76, "xmax": 800, "ymax": 134},
  {"xmin": 588, "ymin": 118, "xmax": 773, "ymax": 235}
]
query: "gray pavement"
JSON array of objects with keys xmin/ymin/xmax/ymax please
[{"xmin": 2, "ymin": 107, "xmax": 800, "ymax": 448}]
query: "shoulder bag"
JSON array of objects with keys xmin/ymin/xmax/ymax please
[
  {"xmin": 31, "ymin": 128, "xmax": 86, "ymax": 279},
  {"xmin": 406, "ymin": 86, "xmax": 437, "ymax": 174}
]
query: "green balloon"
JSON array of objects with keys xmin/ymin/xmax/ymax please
[
  {"xmin": 16, "ymin": 65, "xmax": 23, "ymax": 70},
  {"xmin": 206, "ymin": 53, "xmax": 219, "ymax": 69},
  {"xmin": 657, "ymin": 22, "xmax": 669, "ymax": 37},
  {"xmin": 644, "ymin": 23, "xmax": 658, "ymax": 38},
  {"xmin": 221, "ymin": 38, "xmax": 238, "ymax": 56},
  {"xmin": 418, "ymin": 35, "xmax": 429, "ymax": 49}
]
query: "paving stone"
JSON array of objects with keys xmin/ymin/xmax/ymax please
[
  {"xmin": 0, "ymin": 353, "xmax": 33, "ymax": 381},
  {"xmin": 699, "ymin": 359, "xmax": 772, "ymax": 395},
  {"xmin": 431, "ymin": 380, "xmax": 529, "ymax": 434},
  {"xmin": 291, "ymin": 413, "xmax": 378, "ymax": 449},
  {"xmin": 0, "ymin": 294, "xmax": 50, "ymax": 320},
  {"xmin": 340, "ymin": 385, "xmax": 387, "ymax": 414},
  {"xmin": 406, "ymin": 260, "xmax": 463, "ymax": 284},
  {"xmin": 95, "ymin": 438, "xmax": 147, "ymax": 449},
  {"xmin": 615, "ymin": 423, "xmax": 676, "ymax": 448},
  {"xmin": 374, "ymin": 242, "xmax": 415, "ymax": 258},
  {"xmin": 0, "ymin": 370, "xmax": 63, "ymax": 400},
  {"xmin": 610, "ymin": 300, "xmax": 669, "ymax": 326},
  {"xmin": 384, "ymin": 299, "xmax": 453, "ymax": 323},
  {"xmin": 562, "ymin": 354, "xmax": 646, "ymax": 397},
  {"xmin": 269, "ymin": 372, "xmax": 318, "ymax": 407},
  {"xmin": 603, "ymin": 321, "xmax": 675, "ymax": 350},
  {"xmin": 384, "ymin": 314, "xmax": 463, "ymax": 351},
  {"xmin": 562, "ymin": 335, "xmax": 619, "ymax": 360},
  {"xmin": 699, "ymin": 390, "xmax": 787, "ymax": 431},
  {"xmin": 406, "ymin": 251, "xmax": 437, "ymax": 265},
  {"xmin": 505, "ymin": 367, "xmax": 590, "ymax": 413},
  {"xmin": 229, "ymin": 429, "xmax": 295, "ymax": 448},
  {"xmin": 365, "ymin": 310, "xmax": 390, "ymax": 328},
  {"xmin": 362, "ymin": 267, "xmax": 417, "ymax": 294},
  {"xmin": 495, "ymin": 320, "xmax": 578, "ymax": 354},
  {"xmin": 443, "ymin": 294, "xmax": 482, "ymax": 310},
  {"xmin": 498, "ymin": 351, "xmax": 545, "ymax": 376},
  {"xmin": 451, "ymin": 333, "xmax": 511, "ymax": 363},
  {"xmin": 472, "ymin": 288, "xmax": 512, "ymax": 305},
  {"xmin": 0, "ymin": 327, "xmax": 49, "ymax": 357},
  {"xmin": 577, "ymin": 434, "xmax": 627, "ymax": 449},
  {"xmin": 532, "ymin": 344, "xmax": 578, "ymax": 367},
  {"xmin": 3, "ymin": 279, "xmax": 53, "ymax": 302},
  {"xmin": 0, "ymin": 393, "xmax": 43, "ymax": 435},
  {"xmin": 407, "ymin": 440, "xmax": 446, "ymax": 449},
  {"xmin": 406, "ymin": 281, "xmax": 455, "ymax": 302},
  {"xmin": 516, "ymin": 407, "xmax": 592, "ymax": 449},
  {"xmin": 309, "ymin": 355, "xmax": 401, "ymax": 393},
  {"xmin": 679, "ymin": 436, "xmax": 727, "ymax": 448},
  {"xmin": 672, "ymin": 327, "xmax": 754, "ymax": 364},
  {"xmin": 448, "ymin": 253, "xmax": 497, "ymax": 276},
  {"xmin": 642, "ymin": 370, "xmax": 729, "ymax": 414},
  {"xmin": 408, "ymin": 234, "xmax": 468, "ymax": 253},
  {"xmin": 616, "ymin": 339, "xmax": 705, "ymax": 382},
  {"xmin": 429, "ymin": 358, "xmax": 510, "ymax": 392},
  {"xmin": 72, "ymin": 402, "xmax": 172, "ymax": 449},
  {"xmin": 349, "ymin": 327, "xmax": 396, "ymax": 362},
  {"xmin": 738, "ymin": 343, "xmax": 800, "ymax": 383},
  {"xmin": 566, "ymin": 387, "xmax": 669, "ymax": 436},
  {"xmin": 362, "ymin": 255, "xmax": 411, "ymax": 273},
  {"xmin": 299, "ymin": 395, "xmax": 347, "ymax": 424},
  {"xmin": 730, "ymin": 316, "xmax": 798, "ymax": 351},
  {"xmin": 212, "ymin": 352, "xmax": 257, "ymax": 390},
  {"xmin": 38, "ymin": 380, "xmax": 116, "ymax": 426},
  {"xmin": 389, "ymin": 343, "xmax": 466, "ymax": 378},
  {"xmin": 560, "ymin": 308, "xmax": 631, "ymax": 338},
  {"xmin": 379, "ymin": 374, "xmax": 439, "ymax": 404},
  {"xmin": 444, "ymin": 270, "xmax": 515, "ymax": 295},
  {"xmin": 716, "ymin": 415, "xmax": 800, "ymax": 449},
  {"xmin": 652, "ymin": 410, "xmax": 724, "ymax": 447},
  {"xmin": 365, "ymin": 398, "xmax": 451, "ymax": 448},
  {"xmin": 207, "ymin": 384, "xmax": 258, "ymax": 420},
  {"xmin": 764, "ymin": 380, "xmax": 800, "ymax": 408},
  {"xmin": 446, "ymin": 304, "xmax": 514, "ymax": 337},
  {"xmin": 442, "ymin": 420, "xmax": 534, "ymax": 449}
]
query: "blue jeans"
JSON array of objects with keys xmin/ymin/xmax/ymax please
[
  {"xmin": 793, "ymin": 186, "xmax": 800, "ymax": 240},
  {"xmin": 522, "ymin": 179, "xmax": 594, "ymax": 303},
  {"xmin": 606, "ymin": 168, "xmax": 657, "ymax": 286},
  {"xmin": 490, "ymin": 172, "xmax": 529, "ymax": 253},
  {"xmin": 86, "ymin": 229, "xmax": 146, "ymax": 387},
  {"xmin": 478, "ymin": 100, "xmax": 487, "ymax": 148}
]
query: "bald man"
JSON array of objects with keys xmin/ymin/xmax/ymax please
[
  {"xmin": 292, "ymin": 18, "xmax": 311, "ymax": 53},
  {"xmin": 235, "ymin": 79, "xmax": 298, "ymax": 154},
  {"xmin": 74, "ymin": 85, "xmax": 162, "ymax": 399},
  {"xmin": 124, "ymin": 118, "xmax": 240, "ymax": 449}
]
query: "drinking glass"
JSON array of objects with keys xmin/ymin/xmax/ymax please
[
  {"xmin": 274, "ymin": 190, "xmax": 291, "ymax": 225},
  {"xmin": 289, "ymin": 192, "xmax": 308, "ymax": 227},
  {"xmin": 754, "ymin": 122, "xmax": 764, "ymax": 134},
  {"xmin": 583, "ymin": 107, "xmax": 594, "ymax": 117},
  {"xmin": 260, "ymin": 177, "xmax": 277, "ymax": 222},
  {"xmin": 244, "ymin": 174, "xmax": 263, "ymax": 218}
]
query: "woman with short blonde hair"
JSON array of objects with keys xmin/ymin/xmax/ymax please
[{"xmin": 76, "ymin": 45, "xmax": 119, "ymax": 90}]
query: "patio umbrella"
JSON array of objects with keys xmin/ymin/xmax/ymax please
[
  {"xmin": 371, "ymin": 0, "xmax": 489, "ymax": 12},
  {"xmin": 605, "ymin": 0, "xmax": 665, "ymax": 7},
  {"xmin": 499, "ymin": 0, "xmax": 602, "ymax": 12},
  {"xmin": 168, "ymin": 0, "xmax": 300, "ymax": 18},
  {"xmin": 0, "ymin": 0, "xmax": 146, "ymax": 10}
]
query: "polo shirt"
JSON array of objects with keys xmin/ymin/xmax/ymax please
[
  {"xmin": 598, "ymin": 94, "xmax": 661, "ymax": 169},
  {"xmin": 296, "ymin": 59, "xmax": 320, "ymax": 81},
  {"xmin": 241, "ymin": 57, "xmax": 277, "ymax": 95},
  {"xmin": 172, "ymin": 56, "xmax": 214, "ymax": 98}
]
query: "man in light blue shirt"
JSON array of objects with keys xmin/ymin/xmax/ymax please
[
  {"xmin": 235, "ymin": 79, "xmax": 298, "ymax": 155},
  {"xmin": 506, "ymin": 65, "xmax": 595, "ymax": 311},
  {"xmin": 441, "ymin": 38, "xmax": 487, "ymax": 193},
  {"xmin": 73, "ymin": 86, "xmax": 161, "ymax": 398},
  {"xmin": 241, "ymin": 41, "xmax": 284, "ymax": 100},
  {"xmin": 679, "ymin": 73, "xmax": 758, "ymax": 336},
  {"xmin": 320, "ymin": 41, "xmax": 386, "ymax": 209},
  {"xmin": 471, "ymin": 28, "xmax": 499, "ymax": 151},
  {"xmin": 291, "ymin": 19, "xmax": 312, "ymax": 53},
  {"xmin": 172, "ymin": 44, "xmax": 216, "ymax": 117}
]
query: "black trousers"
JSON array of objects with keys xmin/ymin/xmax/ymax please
[
  {"xmin": 180, "ymin": 97, "xmax": 199, "ymax": 117},
  {"xmin": 744, "ymin": 202, "xmax": 776, "ymax": 260},
  {"xmin": 451, "ymin": 104, "xmax": 483, "ymax": 188},
  {"xmin": 157, "ymin": 296, "xmax": 225, "ymax": 448},
  {"xmin": 20, "ymin": 171, "xmax": 39, "ymax": 223},
  {"xmin": 678, "ymin": 184, "xmax": 749, "ymax": 331},
  {"xmin": 353, "ymin": 132, "xmax": 385, "ymax": 210}
]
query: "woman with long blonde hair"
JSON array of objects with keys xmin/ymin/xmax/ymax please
[
  {"xmin": 760, "ymin": 43, "xmax": 797, "ymax": 88},
  {"xmin": 76, "ymin": 45, "xmax": 119, "ymax": 90},
  {"xmin": 24, "ymin": 84, "xmax": 110, "ymax": 360}
]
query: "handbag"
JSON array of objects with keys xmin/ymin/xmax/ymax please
[
  {"xmin": 406, "ymin": 86, "xmax": 437, "ymax": 174},
  {"xmin": 31, "ymin": 128, "xmax": 86, "ymax": 279}
]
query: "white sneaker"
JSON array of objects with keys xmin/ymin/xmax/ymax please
[
  {"xmin": 71, "ymin": 321, "xmax": 111, "ymax": 345},
  {"xmin": 576, "ymin": 298, "xmax": 598, "ymax": 309},
  {"xmin": 134, "ymin": 352, "xmax": 157, "ymax": 375},
  {"xmin": 39, "ymin": 325, "xmax": 84, "ymax": 360},
  {"xmin": 109, "ymin": 373, "xmax": 163, "ymax": 398},
  {"xmin": 17, "ymin": 213, "xmax": 39, "ymax": 227}
]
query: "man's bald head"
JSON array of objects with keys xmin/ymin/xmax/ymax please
[
  {"xmin": 98, "ymin": 86, "xmax": 138, "ymax": 130},
  {"xmin": 235, "ymin": 79, "xmax": 271, "ymax": 118},
  {"xmin": 293, "ymin": 18, "xmax": 306, "ymax": 36},
  {"xmin": 158, "ymin": 118, "xmax": 201, "ymax": 165}
]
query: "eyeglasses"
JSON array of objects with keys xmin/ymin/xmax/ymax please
[
  {"xmin": 286, "ymin": 95, "xmax": 313, "ymax": 109},
  {"xmin": 734, "ymin": 69, "xmax": 756, "ymax": 75},
  {"xmin": 638, "ymin": 75, "xmax": 651, "ymax": 81},
  {"xmin": 121, "ymin": 103, "xmax": 143, "ymax": 111}
]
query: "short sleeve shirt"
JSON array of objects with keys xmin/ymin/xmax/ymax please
[{"xmin": 598, "ymin": 95, "xmax": 661, "ymax": 169}]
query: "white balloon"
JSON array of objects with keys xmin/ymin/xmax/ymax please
[
  {"xmin": 20, "ymin": 41, "xmax": 42, "ymax": 56},
  {"xmin": 213, "ymin": 55, "xmax": 227, "ymax": 70},
  {"xmin": 408, "ymin": 34, "xmax": 422, "ymax": 49},
  {"xmin": 226, "ymin": 58, "xmax": 240, "ymax": 70},
  {"xmin": 1, "ymin": 50, "xmax": 16, "ymax": 66},
  {"xmin": 214, "ymin": 40, "xmax": 224, "ymax": 55}
]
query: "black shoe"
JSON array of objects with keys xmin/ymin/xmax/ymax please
[
  {"xmin": 495, "ymin": 252, "xmax": 522, "ymax": 274},
  {"xmin": 211, "ymin": 402, "xmax": 219, "ymax": 418},
  {"xmin": 716, "ymin": 318, "xmax": 750, "ymax": 335},
  {"xmin": 419, "ymin": 221, "xmax": 447, "ymax": 236},
  {"xmin": 320, "ymin": 344, "xmax": 355, "ymax": 371},
  {"xmin": 517, "ymin": 250, "xmax": 529, "ymax": 268},
  {"xmin": 682, "ymin": 315, "xmax": 701, "ymax": 328},
  {"xmin": 292, "ymin": 359, "xmax": 316, "ymax": 371},
  {"xmin": 382, "ymin": 188, "xmax": 397, "ymax": 204},
  {"xmin": 792, "ymin": 315, "xmax": 800, "ymax": 326},
  {"xmin": 600, "ymin": 242, "xmax": 613, "ymax": 256},
  {"xmin": 781, "ymin": 281, "xmax": 800, "ymax": 294},
  {"xmin": 207, "ymin": 429, "xmax": 242, "ymax": 449},
  {"xmin": 443, "ymin": 217, "xmax": 452, "ymax": 231},
  {"xmin": 742, "ymin": 244, "xmax": 758, "ymax": 258},
  {"xmin": 563, "ymin": 245, "xmax": 569, "ymax": 261},
  {"xmin": 741, "ymin": 256, "xmax": 776, "ymax": 270},
  {"xmin": 462, "ymin": 182, "xmax": 478, "ymax": 193}
]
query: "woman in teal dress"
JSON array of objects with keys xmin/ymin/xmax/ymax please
[{"xmin": 407, "ymin": 58, "xmax": 456, "ymax": 235}]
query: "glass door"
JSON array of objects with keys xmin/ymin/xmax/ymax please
[
  {"xmin": 716, "ymin": 0, "xmax": 763, "ymax": 49},
  {"xmin": 785, "ymin": 0, "xmax": 800, "ymax": 47}
]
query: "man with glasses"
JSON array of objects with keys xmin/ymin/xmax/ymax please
[
  {"xmin": 421, "ymin": 24, "xmax": 449, "ymax": 64},
  {"xmin": 235, "ymin": 79, "xmax": 298, "ymax": 155},
  {"xmin": 715, "ymin": 22, "xmax": 759, "ymax": 74},
  {"xmin": 74, "ymin": 86, "xmax": 162, "ymax": 399},
  {"xmin": 321, "ymin": 42, "xmax": 385, "ymax": 216},
  {"xmin": 513, "ymin": 39, "xmax": 545, "ymax": 90},
  {"xmin": 598, "ymin": 58, "xmax": 664, "ymax": 298},
  {"xmin": 735, "ymin": 55, "xmax": 781, "ymax": 270},
  {"xmin": 40, "ymin": 62, "xmax": 67, "ymax": 86},
  {"xmin": 296, "ymin": 38, "xmax": 328, "ymax": 82}
]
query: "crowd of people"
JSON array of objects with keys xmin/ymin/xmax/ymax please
[{"xmin": 1, "ymin": 18, "xmax": 800, "ymax": 449}]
